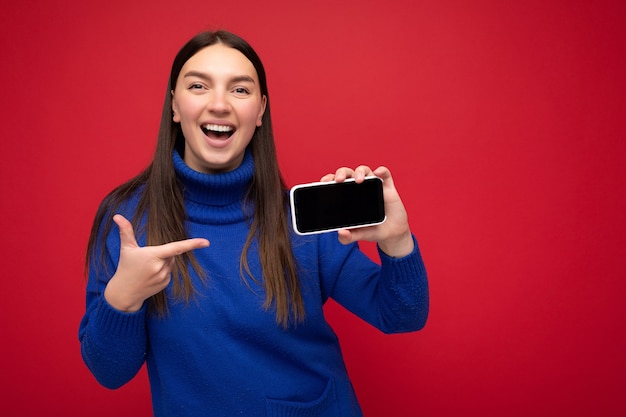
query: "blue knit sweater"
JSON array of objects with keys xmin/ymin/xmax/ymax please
[{"xmin": 79, "ymin": 150, "xmax": 429, "ymax": 417}]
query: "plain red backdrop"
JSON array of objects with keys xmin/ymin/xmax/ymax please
[{"xmin": 1, "ymin": 0, "xmax": 625, "ymax": 416}]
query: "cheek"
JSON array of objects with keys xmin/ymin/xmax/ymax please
[
  {"xmin": 240, "ymin": 103, "xmax": 265, "ymax": 126},
  {"xmin": 175, "ymin": 95, "xmax": 204, "ymax": 120}
]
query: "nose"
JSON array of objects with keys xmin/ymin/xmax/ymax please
[{"xmin": 207, "ymin": 88, "xmax": 230, "ymax": 114}]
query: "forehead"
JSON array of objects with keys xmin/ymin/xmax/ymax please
[{"xmin": 179, "ymin": 43, "xmax": 259, "ymax": 81}]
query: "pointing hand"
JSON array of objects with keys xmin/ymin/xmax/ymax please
[{"xmin": 104, "ymin": 214, "xmax": 210, "ymax": 312}]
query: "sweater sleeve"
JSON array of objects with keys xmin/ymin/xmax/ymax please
[
  {"xmin": 78, "ymin": 219, "xmax": 148, "ymax": 389},
  {"xmin": 321, "ymin": 234, "xmax": 429, "ymax": 334}
]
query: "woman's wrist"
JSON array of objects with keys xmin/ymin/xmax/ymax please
[
  {"xmin": 378, "ymin": 230, "xmax": 414, "ymax": 258},
  {"xmin": 104, "ymin": 280, "xmax": 144, "ymax": 313}
]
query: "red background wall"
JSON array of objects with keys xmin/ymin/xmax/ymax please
[{"xmin": 1, "ymin": 0, "xmax": 625, "ymax": 415}]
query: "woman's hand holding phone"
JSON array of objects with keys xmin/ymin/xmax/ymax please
[{"xmin": 321, "ymin": 165, "xmax": 414, "ymax": 258}]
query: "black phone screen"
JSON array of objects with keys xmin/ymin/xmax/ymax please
[{"xmin": 290, "ymin": 177, "xmax": 386, "ymax": 235}]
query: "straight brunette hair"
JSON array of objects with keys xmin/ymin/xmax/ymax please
[{"xmin": 86, "ymin": 30, "xmax": 304, "ymax": 327}]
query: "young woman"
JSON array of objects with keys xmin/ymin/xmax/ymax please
[{"xmin": 79, "ymin": 30, "xmax": 429, "ymax": 417}]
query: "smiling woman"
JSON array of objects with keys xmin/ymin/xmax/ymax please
[
  {"xmin": 78, "ymin": 29, "xmax": 428, "ymax": 417},
  {"xmin": 172, "ymin": 45, "xmax": 266, "ymax": 174}
]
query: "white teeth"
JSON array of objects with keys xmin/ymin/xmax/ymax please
[{"xmin": 202, "ymin": 124, "xmax": 233, "ymax": 133}]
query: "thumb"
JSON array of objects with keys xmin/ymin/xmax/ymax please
[
  {"xmin": 113, "ymin": 214, "xmax": 139, "ymax": 249},
  {"xmin": 337, "ymin": 229, "xmax": 357, "ymax": 245},
  {"xmin": 337, "ymin": 227, "xmax": 374, "ymax": 245}
]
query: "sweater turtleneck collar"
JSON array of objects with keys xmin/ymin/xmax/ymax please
[{"xmin": 172, "ymin": 149, "xmax": 255, "ymax": 224}]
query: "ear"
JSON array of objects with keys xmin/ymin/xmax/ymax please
[
  {"xmin": 171, "ymin": 90, "xmax": 180, "ymax": 123},
  {"xmin": 256, "ymin": 95, "xmax": 267, "ymax": 127}
]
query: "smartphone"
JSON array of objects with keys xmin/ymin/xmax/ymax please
[{"xmin": 290, "ymin": 176, "xmax": 386, "ymax": 235}]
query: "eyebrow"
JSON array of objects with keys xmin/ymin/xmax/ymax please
[{"xmin": 183, "ymin": 70, "xmax": 256, "ymax": 84}]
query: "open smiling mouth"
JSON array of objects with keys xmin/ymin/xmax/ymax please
[{"xmin": 201, "ymin": 123, "xmax": 235, "ymax": 139}]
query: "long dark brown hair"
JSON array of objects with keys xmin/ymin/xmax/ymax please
[{"xmin": 86, "ymin": 30, "xmax": 304, "ymax": 327}]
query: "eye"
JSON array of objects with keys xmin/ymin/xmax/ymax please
[
  {"xmin": 233, "ymin": 87, "xmax": 250, "ymax": 95},
  {"xmin": 189, "ymin": 83, "xmax": 204, "ymax": 90}
]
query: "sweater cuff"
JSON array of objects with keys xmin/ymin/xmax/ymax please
[
  {"xmin": 378, "ymin": 235, "xmax": 426, "ymax": 277},
  {"xmin": 93, "ymin": 295, "xmax": 147, "ymax": 338}
]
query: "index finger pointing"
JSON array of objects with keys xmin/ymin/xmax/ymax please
[{"xmin": 154, "ymin": 238, "xmax": 210, "ymax": 259}]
